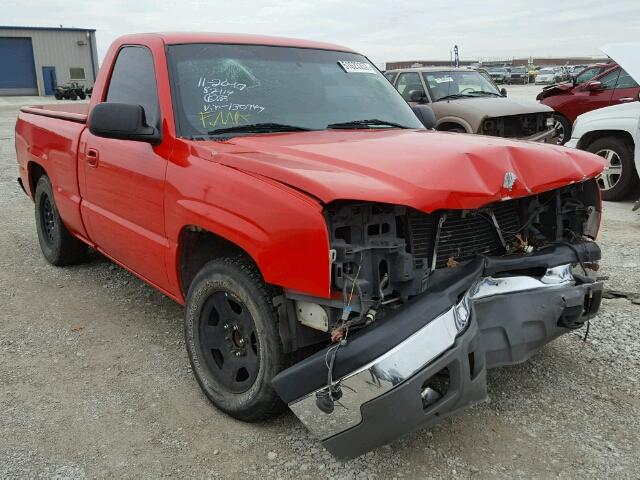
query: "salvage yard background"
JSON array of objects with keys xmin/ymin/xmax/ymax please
[{"xmin": 1, "ymin": 86, "xmax": 639, "ymax": 478}]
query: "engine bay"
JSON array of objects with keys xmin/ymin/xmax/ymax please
[{"xmin": 290, "ymin": 179, "xmax": 601, "ymax": 336}]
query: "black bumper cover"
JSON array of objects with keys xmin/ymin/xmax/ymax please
[
  {"xmin": 323, "ymin": 279, "xmax": 602, "ymax": 459},
  {"xmin": 272, "ymin": 243, "xmax": 603, "ymax": 459}
]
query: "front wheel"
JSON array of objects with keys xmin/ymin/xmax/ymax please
[
  {"xmin": 184, "ymin": 257, "xmax": 287, "ymax": 421},
  {"xmin": 587, "ymin": 136, "xmax": 639, "ymax": 201},
  {"xmin": 34, "ymin": 176, "xmax": 88, "ymax": 265},
  {"xmin": 553, "ymin": 114, "xmax": 571, "ymax": 145}
]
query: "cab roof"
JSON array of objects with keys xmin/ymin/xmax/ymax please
[{"xmin": 115, "ymin": 32, "xmax": 355, "ymax": 53}]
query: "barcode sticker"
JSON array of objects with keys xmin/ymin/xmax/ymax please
[{"xmin": 338, "ymin": 61, "xmax": 376, "ymax": 74}]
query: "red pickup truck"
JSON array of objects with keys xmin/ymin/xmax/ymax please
[{"xmin": 15, "ymin": 33, "xmax": 606, "ymax": 458}]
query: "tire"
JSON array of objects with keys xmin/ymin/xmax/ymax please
[
  {"xmin": 553, "ymin": 114, "xmax": 571, "ymax": 145},
  {"xmin": 184, "ymin": 256, "xmax": 287, "ymax": 421},
  {"xmin": 34, "ymin": 176, "xmax": 88, "ymax": 266},
  {"xmin": 78, "ymin": 92, "xmax": 86, "ymax": 100},
  {"xmin": 54, "ymin": 93, "xmax": 62, "ymax": 100},
  {"xmin": 586, "ymin": 136, "xmax": 639, "ymax": 201},
  {"xmin": 70, "ymin": 92, "xmax": 77, "ymax": 100}
]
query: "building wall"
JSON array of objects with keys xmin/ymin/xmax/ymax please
[{"xmin": 0, "ymin": 27, "xmax": 98, "ymax": 96}]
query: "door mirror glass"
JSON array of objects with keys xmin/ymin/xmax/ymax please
[
  {"xmin": 409, "ymin": 89, "xmax": 427, "ymax": 103},
  {"xmin": 88, "ymin": 103, "xmax": 161, "ymax": 143},
  {"xmin": 412, "ymin": 105, "xmax": 436, "ymax": 129}
]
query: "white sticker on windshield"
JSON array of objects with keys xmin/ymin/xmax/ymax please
[
  {"xmin": 434, "ymin": 76, "xmax": 454, "ymax": 83},
  {"xmin": 338, "ymin": 61, "xmax": 376, "ymax": 74}
]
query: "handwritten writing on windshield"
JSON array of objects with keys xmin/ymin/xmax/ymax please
[{"xmin": 197, "ymin": 77, "xmax": 265, "ymax": 129}]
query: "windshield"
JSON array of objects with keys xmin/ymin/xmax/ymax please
[
  {"xmin": 539, "ymin": 68, "xmax": 555, "ymax": 74},
  {"xmin": 422, "ymin": 70, "xmax": 501, "ymax": 101},
  {"xmin": 167, "ymin": 44, "xmax": 423, "ymax": 138},
  {"xmin": 511, "ymin": 67, "xmax": 527, "ymax": 73}
]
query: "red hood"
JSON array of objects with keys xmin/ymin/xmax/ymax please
[
  {"xmin": 536, "ymin": 82, "xmax": 575, "ymax": 101},
  {"xmin": 194, "ymin": 129, "xmax": 605, "ymax": 212}
]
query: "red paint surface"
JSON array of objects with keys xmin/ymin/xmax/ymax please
[{"xmin": 14, "ymin": 33, "xmax": 607, "ymax": 304}]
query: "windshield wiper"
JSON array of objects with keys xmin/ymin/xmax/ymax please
[
  {"xmin": 326, "ymin": 119, "xmax": 410, "ymax": 129},
  {"xmin": 466, "ymin": 90, "xmax": 503, "ymax": 97},
  {"xmin": 207, "ymin": 123, "xmax": 312, "ymax": 136},
  {"xmin": 435, "ymin": 93, "xmax": 470, "ymax": 101}
]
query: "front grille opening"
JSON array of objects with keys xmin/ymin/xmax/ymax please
[{"xmin": 421, "ymin": 367, "xmax": 450, "ymax": 410}]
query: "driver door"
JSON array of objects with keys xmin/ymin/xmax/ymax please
[{"xmin": 79, "ymin": 45, "xmax": 170, "ymax": 290}]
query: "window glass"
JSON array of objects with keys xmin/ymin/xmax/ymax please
[
  {"xmin": 106, "ymin": 46, "xmax": 160, "ymax": 126},
  {"xmin": 615, "ymin": 69, "xmax": 639, "ymax": 89},
  {"xmin": 69, "ymin": 67, "xmax": 85, "ymax": 80},
  {"xmin": 599, "ymin": 68, "xmax": 621, "ymax": 89},
  {"xmin": 576, "ymin": 67, "xmax": 601, "ymax": 83},
  {"xmin": 396, "ymin": 72, "xmax": 424, "ymax": 101},
  {"xmin": 383, "ymin": 72, "xmax": 397, "ymax": 83},
  {"xmin": 167, "ymin": 44, "xmax": 422, "ymax": 137}
]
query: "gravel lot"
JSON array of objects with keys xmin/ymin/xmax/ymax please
[{"xmin": 1, "ymin": 87, "xmax": 639, "ymax": 479}]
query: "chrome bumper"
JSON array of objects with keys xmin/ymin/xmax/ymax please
[
  {"xmin": 522, "ymin": 126, "xmax": 557, "ymax": 143},
  {"xmin": 280, "ymin": 264, "xmax": 603, "ymax": 458}
]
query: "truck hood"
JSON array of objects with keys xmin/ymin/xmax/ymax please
[
  {"xmin": 431, "ymin": 96, "xmax": 552, "ymax": 121},
  {"xmin": 601, "ymin": 43, "xmax": 640, "ymax": 84},
  {"xmin": 199, "ymin": 129, "xmax": 605, "ymax": 212}
]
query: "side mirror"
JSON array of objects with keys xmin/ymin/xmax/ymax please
[
  {"xmin": 412, "ymin": 105, "xmax": 436, "ymax": 129},
  {"xmin": 409, "ymin": 90, "xmax": 427, "ymax": 103},
  {"xmin": 88, "ymin": 103, "xmax": 161, "ymax": 143},
  {"xmin": 585, "ymin": 81, "xmax": 603, "ymax": 92},
  {"xmin": 500, "ymin": 88, "xmax": 507, "ymax": 97}
]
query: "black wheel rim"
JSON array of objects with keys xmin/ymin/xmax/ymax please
[
  {"xmin": 198, "ymin": 291, "xmax": 259, "ymax": 394},
  {"xmin": 40, "ymin": 194, "xmax": 56, "ymax": 245}
]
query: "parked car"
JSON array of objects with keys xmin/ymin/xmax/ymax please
[
  {"xmin": 566, "ymin": 44, "xmax": 640, "ymax": 201},
  {"xmin": 507, "ymin": 66, "xmax": 529, "ymax": 84},
  {"xmin": 488, "ymin": 67, "xmax": 509, "ymax": 83},
  {"xmin": 535, "ymin": 67, "xmax": 563, "ymax": 85},
  {"xmin": 15, "ymin": 32, "xmax": 605, "ymax": 459},
  {"xmin": 385, "ymin": 67, "xmax": 555, "ymax": 141},
  {"xmin": 53, "ymin": 82, "xmax": 87, "ymax": 100},
  {"xmin": 538, "ymin": 63, "xmax": 640, "ymax": 144}
]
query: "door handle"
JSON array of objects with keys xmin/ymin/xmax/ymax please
[
  {"xmin": 619, "ymin": 97, "xmax": 634, "ymax": 103},
  {"xmin": 86, "ymin": 148, "xmax": 99, "ymax": 167}
]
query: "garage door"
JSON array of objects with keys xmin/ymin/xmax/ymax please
[{"xmin": 0, "ymin": 37, "xmax": 38, "ymax": 96}]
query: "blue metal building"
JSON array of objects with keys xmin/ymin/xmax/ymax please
[{"xmin": 0, "ymin": 26, "xmax": 98, "ymax": 96}]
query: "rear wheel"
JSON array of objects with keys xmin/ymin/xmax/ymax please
[
  {"xmin": 34, "ymin": 176, "xmax": 88, "ymax": 265},
  {"xmin": 553, "ymin": 114, "xmax": 571, "ymax": 145},
  {"xmin": 184, "ymin": 257, "xmax": 287, "ymax": 421},
  {"xmin": 69, "ymin": 91, "xmax": 77, "ymax": 100},
  {"xmin": 587, "ymin": 136, "xmax": 639, "ymax": 201}
]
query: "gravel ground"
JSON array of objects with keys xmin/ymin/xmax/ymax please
[{"xmin": 1, "ymin": 90, "xmax": 639, "ymax": 479}]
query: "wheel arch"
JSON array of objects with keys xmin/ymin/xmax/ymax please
[
  {"xmin": 577, "ymin": 129, "xmax": 635, "ymax": 152},
  {"xmin": 436, "ymin": 119, "xmax": 472, "ymax": 133},
  {"xmin": 27, "ymin": 161, "xmax": 48, "ymax": 198}
]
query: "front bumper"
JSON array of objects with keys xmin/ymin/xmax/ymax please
[
  {"xmin": 272, "ymin": 245, "xmax": 603, "ymax": 459},
  {"xmin": 521, "ymin": 126, "xmax": 557, "ymax": 143}
]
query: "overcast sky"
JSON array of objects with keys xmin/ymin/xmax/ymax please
[{"xmin": 3, "ymin": 0, "xmax": 639, "ymax": 66}]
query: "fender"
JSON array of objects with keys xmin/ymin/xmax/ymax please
[
  {"xmin": 165, "ymin": 144, "xmax": 331, "ymax": 302},
  {"xmin": 15, "ymin": 113, "xmax": 89, "ymax": 239}
]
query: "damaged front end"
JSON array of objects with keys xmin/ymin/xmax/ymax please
[{"xmin": 273, "ymin": 179, "xmax": 604, "ymax": 459}]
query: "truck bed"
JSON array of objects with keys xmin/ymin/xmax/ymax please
[{"xmin": 20, "ymin": 103, "xmax": 89, "ymax": 124}]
